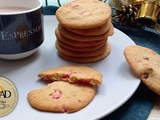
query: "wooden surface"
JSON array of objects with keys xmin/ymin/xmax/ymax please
[{"xmin": 147, "ymin": 96, "xmax": 160, "ymax": 120}]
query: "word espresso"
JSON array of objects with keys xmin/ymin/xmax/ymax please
[{"xmin": 0, "ymin": 26, "xmax": 41, "ymax": 41}]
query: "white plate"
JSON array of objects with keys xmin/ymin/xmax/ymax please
[{"xmin": 0, "ymin": 16, "xmax": 140, "ymax": 120}]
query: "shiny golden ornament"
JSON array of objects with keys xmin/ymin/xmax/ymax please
[
  {"xmin": 129, "ymin": 0, "xmax": 144, "ymax": 5},
  {"xmin": 137, "ymin": 1, "xmax": 160, "ymax": 25}
]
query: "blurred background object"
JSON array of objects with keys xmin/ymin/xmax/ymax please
[{"xmin": 41, "ymin": 0, "xmax": 160, "ymax": 33}]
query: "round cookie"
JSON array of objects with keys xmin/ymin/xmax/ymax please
[
  {"xmin": 57, "ymin": 24, "xmax": 114, "ymax": 41},
  {"xmin": 56, "ymin": 0, "xmax": 112, "ymax": 29},
  {"xmin": 63, "ymin": 17, "xmax": 111, "ymax": 35},
  {"xmin": 56, "ymin": 40, "xmax": 107, "ymax": 57},
  {"xmin": 124, "ymin": 45, "xmax": 160, "ymax": 95},
  {"xmin": 38, "ymin": 65, "xmax": 102, "ymax": 85},
  {"xmin": 56, "ymin": 39, "xmax": 107, "ymax": 52},
  {"xmin": 58, "ymin": 42, "xmax": 111, "ymax": 63},
  {"xmin": 28, "ymin": 81, "xmax": 96, "ymax": 113},
  {"xmin": 55, "ymin": 28, "xmax": 107, "ymax": 47}
]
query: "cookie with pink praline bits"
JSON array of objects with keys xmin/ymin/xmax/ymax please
[
  {"xmin": 124, "ymin": 45, "xmax": 160, "ymax": 95},
  {"xmin": 56, "ymin": 0, "xmax": 111, "ymax": 29},
  {"xmin": 38, "ymin": 65, "xmax": 102, "ymax": 85},
  {"xmin": 28, "ymin": 81, "xmax": 96, "ymax": 113},
  {"xmin": 55, "ymin": 0, "xmax": 114, "ymax": 63}
]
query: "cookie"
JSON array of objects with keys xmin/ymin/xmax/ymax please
[
  {"xmin": 63, "ymin": 17, "xmax": 111, "ymax": 35},
  {"xmin": 58, "ymin": 42, "xmax": 111, "ymax": 63},
  {"xmin": 38, "ymin": 65, "xmax": 102, "ymax": 85},
  {"xmin": 56, "ymin": 39, "xmax": 107, "ymax": 52},
  {"xmin": 28, "ymin": 81, "xmax": 96, "ymax": 113},
  {"xmin": 124, "ymin": 45, "xmax": 160, "ymax": 95},
  {"xmin": 57, "ymin": 24, "xmax": 114, "ymax": 41},
  {"xmin": 56, "ymin": 0, "xmax": 111, "ymax": 29},
  {"xmin": 55, "ymin": 28, "xmax": 107, "ymax": 47},
  {"xmin": 56, "ymin": 40, "xmax": 107, "ymax": 57}
]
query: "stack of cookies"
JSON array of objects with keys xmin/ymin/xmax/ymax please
[{"xmin": 55, "ymin": 0, "xmax": 114, "ymax": 63}]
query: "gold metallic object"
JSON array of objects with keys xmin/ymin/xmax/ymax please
[
  {"xmin": 137, "ymin": 1, "xmax": 160, "ymax": 25},
  {"xmin": 129, "ymin": 0, "xmax": 144, "ymax": 9},
  {"xmin": 158, "ymin": 11, "xmax": 160, "ymax": 23},
  {"xmin": 129, "ymin": 0, "xmax": 144, "ymax": 5}
]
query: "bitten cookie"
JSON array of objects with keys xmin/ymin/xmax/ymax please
[
  {"xmin": 28, "ymin": 81, "xmax": 96, "ymax": 113},
  {"xmin": 124, "ymin": 45, "xmax": 160, "ymax": 95},
  {"xmin": 56, "ymin": 0, "xmax": 111, "ymax": 29},
  {"xmin": 38, "ymin": 65, "xmax": 102, "ymax": 85}
]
